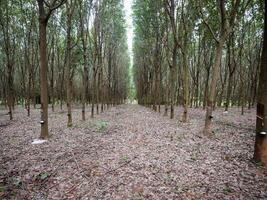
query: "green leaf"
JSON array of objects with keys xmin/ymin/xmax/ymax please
[
  {"xmin": 12, "ymin": 177, "xmax": 22, "ymax": 187},
  {"xmin": 121, "ymin": 155, "xmax": 129, "ymax": 162},
  {"xmin": 39, "ymin": 172, "xmax": 49, "ymax": 180},
  {"xmin": 96, "ymin": 121, "xmax": 108, "ymax": 132}
]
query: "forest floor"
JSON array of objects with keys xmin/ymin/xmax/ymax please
[{"xmin": 0, "ymin": 104, "xmax": 266, "ymax": 200}]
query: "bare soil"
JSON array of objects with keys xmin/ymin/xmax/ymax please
[{"xmin": 0, "ymin": 105, "xmax": 266, "ymax": 199}]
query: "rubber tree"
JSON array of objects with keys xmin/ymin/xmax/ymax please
[
  {"xmin": 0, "ymin": 1, "xmax": 16, "ymax": 120},
  {"xmin": 253, "ymin": 0, "xmax": 267, "ymax": 166},
  {"xmin": 201, "ymin": 0, "xmax": 242, "ymax": 135},
  {"xmin": 37, "ymin": 0, "xmax": 66, "ymax": 139},
  {"xmin": 79, "ymin": 0, "xmax": 92, "ymax": 121},
  {"xmin": 165, "ymin": 0, "xmax": 180, "ymax": 119},
  {"xmin": 65, "ymin": 0, "xmax": 76, "ymax": 127}
]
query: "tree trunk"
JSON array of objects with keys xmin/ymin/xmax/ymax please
[
  {"xmin": 27, "ymin": 66, "xmax": 32, "ymax": 116},
  {"xmin": 91, "ymin": 69, "xmax": 97, "ymax": 118},
  {"xmin": 170, "ymin": 46, "xmax": 177, "ymax": 119},
  {"xmin": 203, "ymin": 51, "xmax": 212, "ymax": 109},
  {"xmin": 80, "ymin": 15, "xmax": 88, "ymax": 121},
  {"xmin": 225, "ymin": 71, "xmax": 233, "ymax": 111},
  {"xmin": 7, "ymin": 62, "xmax": 13, "ymax": 120},
  {"xmin": 182, "ymin": 51, "xmax": 189, "ymax": 123},
  {"xmin": 51, "ymin": 42, "xmax": 55, "ymax": 112},
  {"xmin": 81, "ymin": 60, "xmax": 88, "ymax": 120},
  {"xmin": 39, "ymin": 18, "xmax": 49, "ymax": 139},
  {"xmin": 32, "ymin": 74, "xmax": 36, "ymax": 109},
  {"xmin": 204, "ymin": 41, "xmax": 224, "ymax": 135},
  {"xmin": 66, "ymin": 4, "xmax": 72, "ymax": 127},
  {"xmin": 253, "ymin": 0, "xmax": 267, "ymax": 165}
]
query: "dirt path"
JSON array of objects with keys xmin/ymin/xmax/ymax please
[{"xmin": 0, "ymin": 105, "xmax": 266, "ymax": 199}]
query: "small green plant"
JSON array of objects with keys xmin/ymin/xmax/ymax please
[
  {"xmin": 11, "ymin": 176, "xmax": 22, "ymax": 187},
  {"xmin": 223, "ymin": 185, "xmax": 232, "ymax": 193},
  {"xmin": 133, "ymin": 192, "xmax": 144, "ymax": 200},
  {"xmin": 251, "ymin": 159, "xmax": 262, "ymax": 167},
  {"xmin": 121, "ymin": 155, "xmax": 129, "ymax": 162},
  {"xmin": 96, "ymin": 121, "xmax": 108, "ymax": 132},
  {"xmin": 37, "ymin": 172, "xmax": 50, "ymax": 180},
  {"xmin": 190, "ymin": 152, "xmax": 198, "ymax": 161}
]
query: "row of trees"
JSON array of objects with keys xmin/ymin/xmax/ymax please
[
  {"xmin": 0, "ymin": 0, "xmax": 130, "ymax": 138},
  {"xmin": 133, "ymin": 0, "xmax": 267, "ymax": 165},
  {"xmin": 133, "ymin": 0, "xmax": 262, "ymax": 131}
]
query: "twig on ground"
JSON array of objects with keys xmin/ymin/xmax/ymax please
[{"xmin": 104, "ymin": 159, "xmax": 133, "ymax": 175}]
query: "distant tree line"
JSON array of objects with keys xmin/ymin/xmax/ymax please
[
  {"xmin": 0, "ymin": 0, "xmax": 130, "ymax": 138},
  {"xmin": 133, "ymin": 0, "xmax": 262, "ymax": 132}
]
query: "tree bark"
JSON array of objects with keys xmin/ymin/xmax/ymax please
[
  {"xmin": 203, "ymin": 0, "xmax": 240, "ymax": 135},
  {"xmin": 253, "ymin": 0, "xmax": 267, "ymax": 165},
  {"xmin": 65, "ymin": 1, "xmax": 73, "ymax": 127},
  {"xmin": 182, "ymin": 51, "xmax": 189, "ymax": 122},
  {"xmin": 37, "ymin": 0, "xmax": 66, "ymax": 137},
  {"xmin": 80, "ymin": 2, "xmax": 89, "ymax": 121},
  {"xmin": 204, "ymin": 40, "xmax": 224, "ymax": 135},
  {"xmin": 39, "ymin": 18, "xmax": 49, "ymax": 139},
  {"xmin": 7, "ymin": 62, "xmax": 14, "ymax": 120}
]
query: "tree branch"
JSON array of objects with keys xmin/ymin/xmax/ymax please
[
  {"xmin": 199, "ymin": 9, "xmax": 219, "ymax": 43},
  {"xmin": 46, "ymin": 0, "xmax": 67, "ymax": 20},
  {"xmin": 229, "ymin": 0, "xmax": 241, "ymax": 27}
]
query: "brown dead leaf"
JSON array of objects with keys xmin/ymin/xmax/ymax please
[{"xmin": 132, "ymin": 185, "xmax": 144, "ymax": 194}]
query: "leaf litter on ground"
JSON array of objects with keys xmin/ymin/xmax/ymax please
[{"xmin": 0, "ymin": 105, "xmax": 266, "ymax": 199}]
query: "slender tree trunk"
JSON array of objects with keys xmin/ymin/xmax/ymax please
[
  {"xmin": 1, "ymin": 2, "xmax": 14, "ymax": 120},
  {"xmin": 7, "ymin": 62, "xmax": 13, "ymax": 120},
  {"xmin": 97, "ymin": 71, "xmax": 100, "ymax": 114},
  {"xmin": 202, "ymin": 0, "xmax": 240, "ymax": 135},
  {"xmin": 182, "ymin": 51, "xmax": 189, "ymax": 122},
  {"xmin": 164, "ymin": 104, "xmax": 168, "ymax": 116},
  {"xmin": 80, "ymin": 15, "xmax": 88, "ymax": 121},
  {"xmin": 166, "ymin": 0, "xmax": 178, "ymax": 119},
  {"xmin": 239, "ymin": 23, "xmax": 245, "ymax": 115},
  {"xmin": 225, "ymin": 40, "xmax": 232, "ymax": 111},
  {"xmin": 27, "ymin": 67, "xmax": 32, "ymax": 116},
  {"xmin": 195, "ymin": 72, "xmax": 199, "ymax": 108},
  {"xmin": 203, "ymin": 69, "xmax": 210, "ymax": 109},
  {"xmin": 170, "ymin": 46, "xmax": 177, "ymax": 119},
  {"xmin": 100, "ymin": 66, "xmax": 103, "ymax": 113},
  {"xmin": 240, "ymin": 69, "xmax": 245, "ymax": 115},
  {"xmin": 81, "ymin": 61, "xmax": 88, "ymax": 120},
  {"xmin": 51, "ymin": 42, "xmax": 55, "ymax": 112},
  {"xmin": 203, "ymin": 52, "xmax": 212, "ymax": 109},
  {"xmin": 66, "ymin": 49, "xmax": 72, "ymax": 126},
  {"xmin": 91, "ymin": 69, "xmax": 97, "ymax": 118},
  {"xmin": 32, "ymin": 74, "xmax": 36, "ymax": 109},
  {"xmin": 225, "ymin": 71, "xmax": 233, "ymax": 111},
  {"xmin": 204, "ymin": 41, "xmax": 224, "ymax": 135},
  {"xmin": 253, "ymin": 0, "xmax": 267, "ymax": 165},
  {"xmin": 39, "ymin": 18, "xmax": 49, "ymax": 139},
  {"xmin": 66, "ymin": 4, "xmax": 72, "ymax": 127}
]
